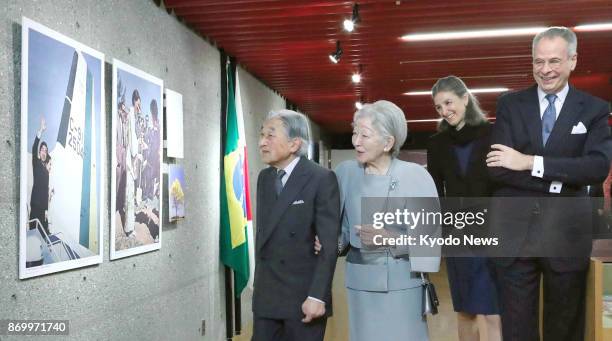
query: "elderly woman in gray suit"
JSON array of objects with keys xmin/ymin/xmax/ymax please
[{"xmin": 334, "ymin": 100, "xmax": 441, "ymax": 340}]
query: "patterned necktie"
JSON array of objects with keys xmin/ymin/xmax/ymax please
[
  {"xmin": 542, "ymin": 94, "xmax": 557, "ymax": 146},
  {"xmin": 275, "ymin": 169, "xmax": 286, "ymax": 197}
]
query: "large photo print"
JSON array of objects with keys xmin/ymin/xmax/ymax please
[
  {"xmin": 19, "ymin": 18, "xmax": 105, "ymax": 279},
  {"xmin": 111, "ymin": 59, "xmax": 163, "ymax": 260}
]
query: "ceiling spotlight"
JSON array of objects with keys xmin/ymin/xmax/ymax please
[
  {"xmin": 343, "ymin": 19, "xmax": 355, "ymax": 32},
  {"xmin": 355, "ymin": 96, "xmax": 364, "ymax": 109},
  {"xmin": 329, "ymin": 41, "xmax": 343, "ymax": 64},
  {"xmin": 351, "ymin": 64, "xmax": 363, "ymax": 83},
  {"xmin": 343, "ymin": 3, "xmax": 361, "ymax": 32}
]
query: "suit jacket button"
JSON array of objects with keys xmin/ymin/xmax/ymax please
[
  {"xmin": 290, "ymin": 232, "xmax": 296, "ymax": 237},
  {"xmin": 280, "ymin": 259, "xmax": 285, "ymax": 265}
]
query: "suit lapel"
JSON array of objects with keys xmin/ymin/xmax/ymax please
[
  {"xmin": 544, "ymin": 86, "xmax": 583, "ymax": 150},
  {"xmin": 258, "ymin": 157, "xmax": 313, "ymax": 250},
  {"xmin": 256, "ymin": 168, "xmax": 276, "ymax": 248},
  {"xmin": 519, "ymin": 86, "xmax": 544, "ymax": 154}
]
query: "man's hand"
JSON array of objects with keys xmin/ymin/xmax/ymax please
[
  {"xmin": 487, "ymin": 144, "xmax": 534, "ymax": 171},
  {"xmin": 301, "ymin": 298, "xmax": 325, "ymax": 323}
]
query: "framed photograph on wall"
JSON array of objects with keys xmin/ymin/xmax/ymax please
[
  {"xmin": 111, "ymin": 59, "xmax": 163, "ymax": 260},
  {"xmin": 168, "ymin": 164, "xmax": 185, "ymax": 222},
  {"xmin": 19, "ymin": 17, "xmax": 105, "ymax": 279}
]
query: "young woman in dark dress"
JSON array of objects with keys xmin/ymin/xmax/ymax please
[
  {"xmin": 426, "ymin": 76, "xmax": 501, "ymax": 341},
  {"xmin": 29, "ymin": 117, "xmax": 51, "ymax": 236}
]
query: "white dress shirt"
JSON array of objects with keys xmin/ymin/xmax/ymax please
[
  {"xmin": 531, "ymin": 83, "xmax": 569, "ymax": 193},
  {"xmin": 277, "ymin": 155, "xmax": 300, "ymax": 186}
]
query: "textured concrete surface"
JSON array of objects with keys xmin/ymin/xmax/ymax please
[{"xmin": 0, "ymin": 1, "xmax": 291, "ymax": 340}]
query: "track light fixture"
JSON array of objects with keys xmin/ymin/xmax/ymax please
[
  {"xmin": 343, "ymin": 3, "xmax": 361, "ymax": 32},
  {"xmin": 329, "ymin": 41, "xmax": 343, "ymax": 64}
]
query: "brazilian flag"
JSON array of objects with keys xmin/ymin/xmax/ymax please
[{"xmin": 220, "ymin": 72, "xmax": 250, "ymax": 297}]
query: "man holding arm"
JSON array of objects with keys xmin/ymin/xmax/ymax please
[{"xmin": 487, "ymin": 26, "xmax": 611, "ymax": 341}]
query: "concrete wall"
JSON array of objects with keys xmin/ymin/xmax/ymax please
[{"xmin": 0, "ymin": 1, "xmax": 296, "ymax": 340}]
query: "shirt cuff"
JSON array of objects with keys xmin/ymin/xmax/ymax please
[
  {"xmin": 531, "ymin": 156, "xmax": 544, "ymax": 178},
  {"xmin": 307, "ymin": 296, "xmax": 325, "ymax": 304},
  {"xmin": 549, "ymin": 181, "xmax": 563, "ymax": 194}
]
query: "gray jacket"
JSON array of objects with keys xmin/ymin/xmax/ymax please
[{"xmin": 335, "ymin": 158, "xmax": 440, "ymax": 291}]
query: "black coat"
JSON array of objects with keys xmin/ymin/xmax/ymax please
[
  {"xmin": 427, "ymin": 123, "xmax": 493, "ymax": 248},
  {"xmin": 30, "ymin": 136, "xmax": 49, "ymax": 227},
  {"xmin": 427, "ymin": 122, "xmax": 493, "ymax": 198}
]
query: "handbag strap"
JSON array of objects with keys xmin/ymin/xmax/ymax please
[{"xmin": 420, "ymin": 272, "xmax": 429, "ymax": 284}]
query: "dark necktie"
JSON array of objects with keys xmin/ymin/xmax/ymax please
[
  {"xmin": 275, "ymin": 169, "xmax": 286, "ymax": 197},
  {"xmin": 542, "ymin": 94, "xmax": 557, "ymax": 146}
]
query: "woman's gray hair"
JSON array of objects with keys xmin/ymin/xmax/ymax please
[
  {"xmin": 266, "ymin": 109, "xmax": 310, "ymax": 157},
  {"xmin": 532, "ymin": 26, "xmax": 577, "ymax": 58},
  {"xmin": 353, "ymin": 100, "xmax": 407, "ymax": 157},
  {"xmin": 431, "ymin": 75, "xmax": 488, "ymax": 132}
]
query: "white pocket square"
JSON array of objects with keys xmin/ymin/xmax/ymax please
[
  {"xmin": 291, "ymin": 200, "xmax": 305, "ymax": 205},
  {"xmin": 571, "ymin": 122, "xmax": 587, "ymax": 134}
]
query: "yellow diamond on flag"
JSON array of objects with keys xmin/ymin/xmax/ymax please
[{"xmin": 224, "ymin": 150, "xmax": 247, "ymax": 249}]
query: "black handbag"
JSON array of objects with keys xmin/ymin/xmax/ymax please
[{"xmin": 421, "ymin": 272, "xmax": 439, "ymax": 316}]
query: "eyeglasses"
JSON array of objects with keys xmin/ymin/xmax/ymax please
[{"xmin": 533, "ymin": 57, "xmax": 566, "ymax": 70}]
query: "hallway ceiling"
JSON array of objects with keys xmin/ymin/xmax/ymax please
[{"xmin": 164, "ymin": 0, "xmax": 612, "ymax": 132}]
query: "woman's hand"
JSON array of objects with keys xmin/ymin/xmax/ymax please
[
  {"xmin": 356, "ymin": 224, "xmax": 395, "ymax": 248},
  {"xmin": 314, "ymin": 236, "xmax": 322, "ymax": 255},
  {"xmin": 38, "ymin": 117, "xmax": 46, "ymax": 136},
  {"xmin": 48, "ymin": 188, "xmax": 55, "ymax": 202}
]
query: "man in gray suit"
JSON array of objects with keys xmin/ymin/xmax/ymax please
[{"xmin": 252, "ymin": 110, "xmax": 341, "ymax": 341}]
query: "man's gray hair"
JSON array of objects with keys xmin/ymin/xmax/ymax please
[
  {"xmin": 353, "ymin": 100, "xmax": 407, "ymax": 157},
  {"xmin": 266, "ymin": 109, "xmax": 310, "ymax": 157},
  {"xmin": 532, "ymin": 26, "xmax": 577, "ymax": 57}
]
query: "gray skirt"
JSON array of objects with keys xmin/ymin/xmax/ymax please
[{"xmin": 346, "ymin": 286, "xmax": 429, "ymax": 341}]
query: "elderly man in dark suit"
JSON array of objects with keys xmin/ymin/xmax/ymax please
[
  {"xmin": 487, "ymin": 26, "xmax": 611, "ymax": 341},
  {"xmin": 252, "ymin": 109, "xmax": 340, "ymax": 341}
]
